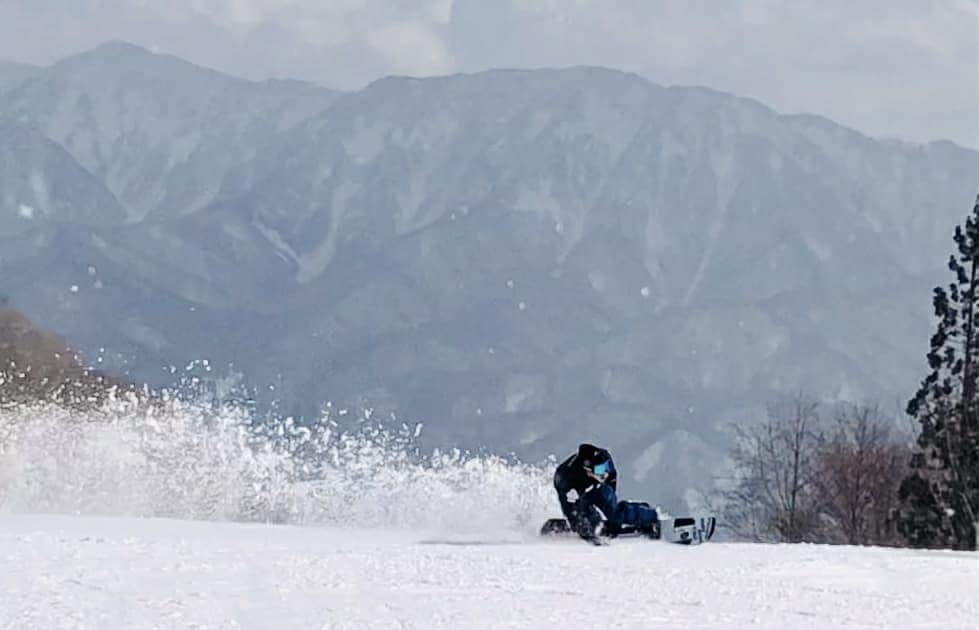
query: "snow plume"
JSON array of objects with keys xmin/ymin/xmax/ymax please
[{"xmin": 0, "ymin": 398, "xmax": 553, "ymax": 534}]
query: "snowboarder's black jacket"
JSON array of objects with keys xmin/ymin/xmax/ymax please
[{"xmin": 553, "ymin": 443, "xmax": 617, "ymax": 522}]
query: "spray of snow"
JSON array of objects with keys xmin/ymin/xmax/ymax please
[{"xmin": 0, "ymin": 398, "xmax": 554, "ymax": 535}]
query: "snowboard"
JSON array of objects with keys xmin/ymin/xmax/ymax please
[{"xmin": 540, "ymin": 515, "xmax": 716, "ymax": 545}]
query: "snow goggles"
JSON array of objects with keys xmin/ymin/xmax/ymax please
[{"xmin": 591, "ymin": 461, "xmax": 610, "ymax": 476}]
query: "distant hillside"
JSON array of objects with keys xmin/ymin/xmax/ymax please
[{"xmin": 0, "ymin": 305, "xmax": 130, "ymax": 407}]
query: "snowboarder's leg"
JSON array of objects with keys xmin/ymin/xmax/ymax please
[
  {"xmin": 613, "ymin": 501, "xmax": 660, "ymax": 538},
  {"xmin": 575, "ymin": 484, "xmax": 616, "ymax": 541},
  {"xmin": 576, "ymin": 486, "xmax": 662, "ymax": 540}
]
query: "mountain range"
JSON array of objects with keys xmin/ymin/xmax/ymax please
[{"xmin": 1, "ymin": 41, "xmax": 976, "ymax": 508}]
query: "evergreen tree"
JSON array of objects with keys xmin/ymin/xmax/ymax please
[{"xmin": 898, "ymin": 195, "xmax": 979, "ymax": 550}]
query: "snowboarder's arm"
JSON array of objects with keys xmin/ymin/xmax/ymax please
[{"xmin": 553, "ymin": 467, "xmax": 578, "ymax": 520}]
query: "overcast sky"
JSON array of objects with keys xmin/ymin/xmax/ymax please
[{"xmin": 0, "ymin": 0, "xmax": 976, "ymax": 147}]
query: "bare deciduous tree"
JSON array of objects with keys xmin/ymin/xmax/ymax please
[
  {"xmin": 721, "ymin": 395, "xmax": 822, "ymax": 543},
  {"xmin": 813, "ymin": 404, "xmax": 908, "ymax": 546}
]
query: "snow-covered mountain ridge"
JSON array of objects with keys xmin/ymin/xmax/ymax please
[{"xmin": 1, "ymin": 43, "xmax": 977, "ymax": 508}]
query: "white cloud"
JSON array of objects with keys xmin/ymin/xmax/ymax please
[
  {"xmin": 149, "ymin": 0, "xmax": 457, "ymax": 80},
  {"xmin": 367, "ymin": 20, "xmax": 453, "ymax": 76}
]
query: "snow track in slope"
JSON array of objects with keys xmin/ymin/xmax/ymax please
[{"xmin": 1, "ymin": 514, "xmax": 975, "ymax": 629}]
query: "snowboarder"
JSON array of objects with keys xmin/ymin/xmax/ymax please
[{"xmin": 553, "ymin": 443, "xmax": 659, "ymax": 543}]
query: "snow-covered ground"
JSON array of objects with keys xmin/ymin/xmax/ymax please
[
  {"xmin": 1, "ymin": 513, "xmax": 976, "ymax": 629},
  {"xmin": 1, "ymin": 402, "xmax": 977, "ymax": 628}
]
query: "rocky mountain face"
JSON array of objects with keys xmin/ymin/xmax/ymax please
[
  {"xmin": 1, "ymin": 42, "xmax": 976, "ymax": 508},
  {"xmin": 0, "ymin": 123, "xmax": 127, "ymax": 237},
  {"xmin": 2, "ymin": 42, "xmax": 338, "ymax": 221},
  {"xmin": 0, "ymin": 61, "xmax": 37, "ymax": 93}
]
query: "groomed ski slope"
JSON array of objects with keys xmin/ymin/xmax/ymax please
[
  {"xmin": 1, "ymin": 403, "xmax": 977, "ymax": 628},
  {"xmin": 1, "ymin": 514, "xmax": 976, "ymax": 629}
]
